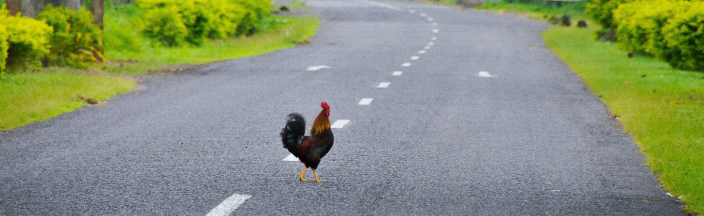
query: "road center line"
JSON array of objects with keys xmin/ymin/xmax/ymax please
[
  {"xmin": 331, "ymin": 119, "xmax": 350, "ymax": 128},
  {"xmin": 307, "ymin": 65, "xmax": 330, "ymax": 71},
  {"xmin": 207, "ymin": 194, "xmax": 252, "ymax": 216},
  {"xmin": 282, "ymin": 154, "xmax": 298, "ymax": 161},
  {"xmin": 359, "ymin": 98, "xmax": 374, "ymax": 105},
  {"xmin": 377, "ymin": 82, "xmax": 391, "ymax": 88}
]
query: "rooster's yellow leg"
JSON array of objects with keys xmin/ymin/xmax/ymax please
[
  {"xmin": 299, "ymin": 165, "xmax": 308, "ymax": 182},
  {"xmin": 312, "ymin": 169, "xmax": 326, "ymax": 182}
]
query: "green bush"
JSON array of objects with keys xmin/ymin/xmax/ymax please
[
  {"xmin": 584, "ymin": 0, "xmax": 633, "ymax": 38},
  {"xmin": 661, "ymin": 2, "xmax": 704, "ymax": 71},
  {"xmin": 612, "ymin": 1, "xmax": 683, "ymax": 54},
  {"xmin": 136, "ymin": 0, "xmax": 272, "ymax": 46},
  {"xmin": 1, "ymin": 12, "xmax": 53, "ymax": 72},
  {"xmin": 37, "ymin": 5, "xmax": 104, "ymax": 68},
  {"xmin": 141, "ymin": 5, "xmax": 188, "ymax": 47},
  {"xmin": 0, "ymin": 5, "xmax": 9, "ymax": 73}
]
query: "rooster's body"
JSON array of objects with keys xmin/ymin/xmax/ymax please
[{"xmin": 280, "ymin": 102, "xmax": 334, "ymax": 182}]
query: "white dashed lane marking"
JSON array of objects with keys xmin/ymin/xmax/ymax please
[
  {"xmin": 428, "ymin": 42, "xmax": 435, "ymax": 46},
  {"xmin": 358, "ymin": 98, "xmax": 374, "ymax": 105},
  {"xmin": 282, "ymin": 154, "xmax": 298, "ymax": 161},
  {"xmin": 207, "ymin": 194, "xmax": 252, "ymax": 216},
  {"xmin": 478, "ymin": 71, "xmax": 495, "ymax": 77},
  {"xmin": 331, "ymin": 119, "xmax": 350, "ymax": 128},
  {"xmin": 433, "ymin": 29, "xmax": 439, "ymax": 33},
  {"xmin": 377, "ymin": 82, "xmax": 391, "ymax": 88},
  {"xmin": 424, "ymin": 45, "xmax": 431, "ymax": 50},
  {"xmin": 402, "ymin": 62, "xmax": 411, "ymax": 67},
  {"xmin": 432, "ymin": 36, "xmax": 437, "ymax": 40},
  {"xmin": 392, "ymin": 71, "xmax": 403, "ymax": 76},
  {"xmin": 420, "ymin": 13, "xmax": 427, "ymax": 17},
  {"xmin": 418, "ymin": 50, "xmax": 426, "ymax": 54},
  {"xmin": 411, "ymin": 56, "xmax": 419, "ymax": 60},
  {"xmin": 307, "ymin": 65, "xmax": 330, "ymax": 71}
]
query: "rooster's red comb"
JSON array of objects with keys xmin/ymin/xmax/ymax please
[{"xmin": 321, "ymin": 101, "xmax": 330, "ymax": 110}]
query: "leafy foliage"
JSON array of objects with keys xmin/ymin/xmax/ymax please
[
  {"xmin": 141, "ymin": 5, "xmax": 188, "ymax": 47},
  {"xmin": 0, "ymin": 9, "xmax": 53, "ymax": 72},
  {"xmin": 584, "ymin": 0, "xmax": 633, "ymax": 38},
  {"xmin": 37, "ymin": 5, "xmax": 104, "ymax": 68},
  {"xmin": 136, "ymin": 0, "xmax": 273, "ymax": 47},
  {"xmin": 613, "ymin": 0, "xmax": 704, "ymax": 71},
  {"xmin": 661, "ymin": 2, "xmax": 704, "ymax": 71}
]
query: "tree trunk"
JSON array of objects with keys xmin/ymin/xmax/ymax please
[
  {"xmin": 64, "ymin": 0, "xmax": 81, "ymax": 10},
  {"xmin": 6, "ymin": 0, "xmax": 22, "ymax": 16},
  {"xmin": 90, "ymin": 0, "xmax": 104, "ymax": 30}
]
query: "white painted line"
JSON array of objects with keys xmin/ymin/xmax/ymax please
[
  {"xmin": 431, "ymin": 36, "xmax": 437, "ymax": 40},
  {"xmin": 432, "ymin": 22, "xmax": 438, "ymax": 26},
  {"xmin": 331, "ymin": 119, "xmax": 350, "ymax": 129},
  {"xmin": 478, "ymin": 71, "xmax": 494, "ymax": 77},
  {"xmin": 402, "ymin": 62, "xmax": 411, "ymax": 67},
  {"xmin": 356, "ymin": 0, "xmax": 401, "ymax": 11},
  {"xmin": 428, "ymin": 42, "xmax": 435, "ymax": 46},
  {"xmin": 424, "ymin": 46, "xmax": 431, "ymax": 50},
  {"xmin": 377, "ymin": 82, "xmax": 391, "ymax": 88},
  {"xmin": 420, "ymin": 13, "xmax": 427, "ymax": 17},
  {"xmin": 207, "ymin": 193, "xmax": 252, "ymax": 216},
  {"xmin": 282, "ymin": 154, "xmax": 298, "ymax": 161},
  {"xmin": 358, "ymin": 98, "xmax": 373, "ymax": 105},
  {"xmin": 392, "ymin": 71, "xmax": 403, "ymax": 76},
  {"xmin": 409, "ymin": 9, "xmax": 415, "ymax": 13},
  {"xmin": 418, "ymin": 50, "xmax": 426, "ymax": 54},
  {"xmin": 433, "ymin": 29, "xmax": 439, "ymax": 33},
  {"xmin": 427, "ymin": 17, "xmax": 434, "ymax": 22},
  {"xmin": 411, "ymin": 56, "xmax": 419, "ymax": 60},
  {"xmin": 307, "ymin": 65, "xmax": 330, "ymax": 71}
]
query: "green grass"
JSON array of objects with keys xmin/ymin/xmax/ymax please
[
  {"xmin": 476, "ymin": 0, "xmax": 588, "ymax": 20},
  {"xmin": 1, "ymin": 4, "xmax": 320, "ymax": 132},
  {"xmin": 0, "ymin": 70, "xmax": 137, "ymax": 131},
  {"xmin": 543, "ymin": 26, "xmax": 704, "ymax": 213},
  {"xmin": 103, "ymin": 4, "xmax": 320, "ymax": 75}
]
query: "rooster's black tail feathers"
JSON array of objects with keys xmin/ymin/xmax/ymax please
[{"xmin": 281, "ymin": 113, "xmax": 306, "ymax": 156}]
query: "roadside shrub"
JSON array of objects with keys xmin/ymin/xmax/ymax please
[
  {"xmin": 37, "ymin": 5, "xmax": 104, "ymax": 68},
  {"xmin": 0, "ymin": 4, "xmax": 9, "ymax": 73},
  {"xmin": 584, "ymin": 0, "xmax": 633, "ymax": 38},
  {"xmin": 661, "ymin": 2, "xmax": 704, "ymax": 71},
  {"xmin": 136, "ymin": 0, "xmax": 272, "ymax": 46},
  {"xmin": 141, "ymin": 5, "xmax": 188, "ymax": 47},
  {"xmin": 612, "ymin": 1, "xmax": 682, "ymax": 54},
  {"xmin": 1, "ymin": 13, "xmax": 53, "ymax": 72}
]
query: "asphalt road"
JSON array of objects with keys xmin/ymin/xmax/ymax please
[{"xmin": 0, "ymin": 0, "xmax": 685, "ymax": 215}]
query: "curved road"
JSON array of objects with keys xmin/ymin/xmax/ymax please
[{"xmin": 0, "ymin": 0, "xmax": 684, "ymax": 215}]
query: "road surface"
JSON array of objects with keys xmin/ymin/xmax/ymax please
[{"xmin": 0, "ymin": 0, "xmax": 684, "ymax": 215}]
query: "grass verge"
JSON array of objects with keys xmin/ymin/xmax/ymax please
[
  {"xmin": 0, "ymin": 70, "xmax": 136, "ymax": 131},
  {"xmin": 1, "ymin": 5, "xmax": 320, "ymax": 132},
  {"xmin": 475, "ymin": 1, "xmax": 588, "ymax": 20},
  {"xmin": 543, "ymin": 26, "xmax": 704, "ymax": 213}
]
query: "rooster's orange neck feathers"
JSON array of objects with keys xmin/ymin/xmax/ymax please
[{"xmin": 311, "ymin": 109, "xmax": 330, "ymax": 136}]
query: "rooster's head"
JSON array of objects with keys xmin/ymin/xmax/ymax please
[{"xmin": 321, "ymin": 101, "xmax": 330, "ymax": 117}]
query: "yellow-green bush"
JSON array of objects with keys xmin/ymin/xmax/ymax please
[
  {"xmin": 136, "ymin": 0, "xmax": 272, "ymax": 47},
  {"xmin": 584, "ymin": 0, "xmax": 634, "ymax": 38},
  {"xmin": 141, "ymin": 5, "xmax": 188, "ymax": 47},
  {"xmin": 661, "ymin": 2, "xmax": 704, "ymax": 71},
  {"xmin": 613, "ymin": 0, "xmax": 704, "ymax": 71},
  {"xmin": 37, "ymin": 5, "xmax": 104, "ymax": 68},
  {"xmin": 613, "ymin": 1, "xmax": 683, "ymax": 54},
  {"xmin": 0, "ymin": 11, "xmax": 53, "ymax": 72},
  {"xmin": 0, "ymin": 5, "xmax": 8, "ymax": 73}
]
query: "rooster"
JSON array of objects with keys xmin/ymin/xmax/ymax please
[{"xmin": 280, "ymin": 102, "xmax": 334, "ymax": 182}]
